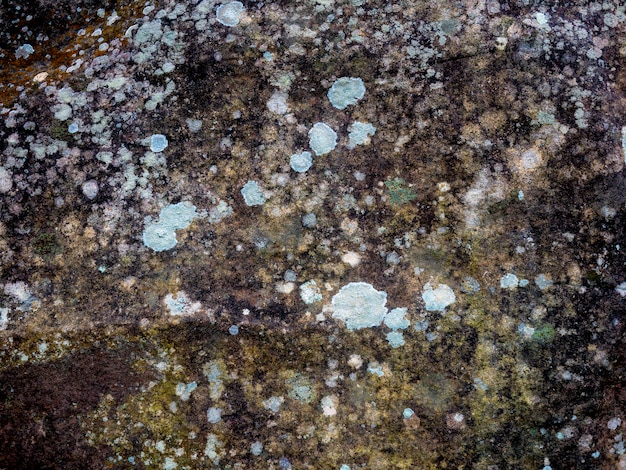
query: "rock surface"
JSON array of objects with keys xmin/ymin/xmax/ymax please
[{"xmin": 0, "ymin": 0, "xmax": 624, "ymax": 468}]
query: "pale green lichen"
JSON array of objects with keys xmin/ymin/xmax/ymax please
[
  {"xmin": 216, "ymin": 1, "xmax": 245, "ymax": 27},
  {"xmin": 500, "ymin": 273, "xmax": 519, "ymax": 289},
  {"xmin": 300, "ymin": 280, "xmax": 323, "ymax": 304},
  {"xmin": 308, "ymin": 122, "xmax": 337, "ymax": 156},
  {"xmin": 240, "ymin": 181, "xmax": 266, "ymax": 206},
  {"xmin": 332, "ymin": 282, "xmax": 388, "ymax": 330},
  {"xmin": 347, "ymin": 121, "xmax": 376, "ymax": 149},
  {"xmin": 143, "ymin": 202, "xmax": 199, "ymax": 252},
  {"xmin": 327, "ymin": 77, "xmax": 366, "ymax": 110},
  {"xmin": 421, "ymin": 283, "xmax": 455, "ymax": 311}
]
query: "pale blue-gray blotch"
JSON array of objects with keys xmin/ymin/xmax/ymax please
[
  {"xmin": 347, "ymin": 121, "xmax": 376, "ymax": 149},
  {"xmin": 328, "ymin": 77, "xmax": 366, "ymax": 110},
  {"xmin": 300, "ymin": 280, "xmax": 322, "ymax": 304},
  {"xmin": 386, "ymin": 331, "xmax": 405, "ymax": 348},
  {"xmin": 422, "ymin": 283, "xmax": 456, "ymax": 311},
  {"xmin": 332, "ymin": 282, "xmax": 388, "ymax": 330},
  {"xmin": 308, "ymin": 122, "xmax": 337, "ymax": 156},
  {"xmin": 150, "ymin": 134, "xmax": 168, "ymax": 152},
  {"xmin": 241, "ymin": 180, "xmax": 266, "ymax": 206},
  {"xmin": 500, "ymin": 273, "xmax": 519, "ymax": 289},
  {"xmin": 216, "ymin": 1, "xmax": 245, "ymax": 26},
  {"xmin": 290, "ymin": 151, "xmax": 313, "ymax": 173},
  {"xmin": 384, "ymin": 307, "xmax": 410, "ymax": 330},
  {"xmin": 143, "ymin": 201, "xmax": 198, "ymax": 251}
]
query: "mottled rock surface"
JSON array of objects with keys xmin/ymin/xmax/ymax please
[{"xmin": 0, "ymin": 0, "xmax": 625, "ymax": 468}]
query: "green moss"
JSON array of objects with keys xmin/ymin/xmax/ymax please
[
  {"xmin": 385, "ymin": 178, "xmax": 417, "ymax": 206},
  {"xmin": 438, "ymin": 19, "xmax": 460, "ymax": 36},
  {"xmin": 119, "ymin": 255, "xmax": 133, "ymax": 268},
  {"xmin": 32, "ymin": 232, "xmax": 63, "ymax": 258},
  {"xmin": 49, "ymin": 120, "xmax": 70, "ymax": 140},
  {"xmin": 531, "ymin": 323, "xmax": 555, "ymax": 343},
  {"xmin": 486, "ymin": 190, "xmax": 519, "ymax": 216}
]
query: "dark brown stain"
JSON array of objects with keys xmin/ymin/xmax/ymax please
[{"xmin": 0, "ymin": 343, "xmax": 151, "ymax": 469}]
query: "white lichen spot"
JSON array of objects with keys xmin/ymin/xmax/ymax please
[
  {"xmin": 207, "ymin": 407, "xmax": 222, "ymax": 424},
  {"xmin": 518, "ymin": 322, "xmax": 535, "ymax": 339},
  {"xmin": 535, "ymin": 274, "xmax": 553, "ymax": 290},
  {"xmin": 143, "ymin": 202, "xmax": 198, "ymax": 251},
  {"xmin": 175, "ymin": 381, "xmax": 198, "ymax": 401},
  {"xmin": 240, "ymin": 180, "xmax": 266, "ymax": 206},
  {"xmin": 15, "ymin": 44, "xmax": 34, "ymax": 59},
  {"xmin": 607, "ymin": 417, "xmax": 622, "ymax": 430},
  {"xmin": 208, "ymin": 200, "xmax": 233, "ymax": 223},
  {"xmin": 107, "ymin": 76, "xmax": 127, "ymax": 90},
  {"xmin": 150, "ymin": 134, "xmax": 168, "ymax": 152},
  {"xmin": 586, "ymin": 47, "xmax": 602, "ymax": 60},
  {"xmin": 495, "ymin": 36, "xmax": 508, "ymax": 50},
  {"xmin": 267, "ymin": 91, "xmax": 289, "ymax": 115},
  {"xmin": 535, "ymin": 12, "xmax": 549, "ymax": 28},
  {"xmin": 81, "ymin": 180, "xmax": 99, "ymax": 199},
  {"xmin": 327, "ymin": 77, "xmax": 366, "ymax": 110},
  {"xmin": 302, "ymin": 213, "xmax": 317, "ymax": 228},
  {"xmin": 4, "ymin": 282, "xmax": 32, "ymax": 303},
  {"xmin": 216, "ymin": 1, "xmax": 245, "ymax": 26},
  {"xmin": 386, "ymin": 331, "xmax": 405, "ymax": 348},
  {"xmin": 308, "ymin": 122, "xmax": 337, "ymax": 156},
  {"xmin": 320, "ymin": 395, "xmax": 338, "ymax": 416},
  {"xmin": 341, "ymin": 251, "xmax": 361, "ymax": 267},
  {"xmin": 616, "ymin": 282, "xmax": 626, "ymax": 297},
  {"xmin": 520, "ymin": 148, "xmax": 543, "ymax": 170},
  {"xmin": 163, "ymin": 457, "xmax": 178, "ymax": 470},
  {"xmin": 133, "ymin": 19, "xmax": 163, "ymax": 45},
  {"xmin": 52, "ymin": 103, "xmax": 72, "ymax": 121},
  {"xmin": 0, "ymin": 308, "xmax": 8, "ymax": 330},
  {"xmin": 437, "ymin": 182, "xmax": 451, "ymax": 192},
  {"xmin": 367, "ymin": 361, "xmax": 385, "ymax": 376},
  {"xmin": 262, "ymin": 396, "xmax": 284, "ymax": 413},
  {"xmin": 421, "ymin": 283, "xmax": 455, "ymax": 311},
  {"xmin": 33, "ymin": 72, "xmax": 48, "ymax": 82},
  {"xmin": 204, "ymin": 433, "xmax": 222, "ymax": 464},
  {"xmin": 0, "ymin": 167, "xmax": 13, "ymax": 193},
  {"xmin": 250, "ymin": 441, "xmax": 263, "ymax": 456},
  {"xmin": 604, "ymin": 13, "xmax": 619, "ymax": 28},
  {"xmin": 186, "ymin": 118, "xmax": 203, "ymax": 132},
  {"xmin": 275, "ymin": 282, "xmax": 295, "ymax": 294},
  {"xmin": 500, "ymin": 273, "xmax": 520, "ymax": 289},
  {"xmin": 164, "ymin": 291, "xmax": 202, "ymax": 316},
  {"xmin": 347, "ymin": 354, "xmax": 363, "ymax": 369},
  {"xmin": 384, "ymin": 307, "xmax": 410, "ymax": 330},
  {"xmin": 290, "ymin": 151, "xmax": 313, "ymax": 173},
  {"xmin": 460, "ymin": 276, "xmax": 481, "ymax": 293},
  {"xmin": 331, "ymin": 282, "xmax": 388, "ymax": 330},
  {"xmin": 347, "ymin": 121, "xmax": 376, "ymax": 149},
  {"xmin": 300, "ymin": 280, "xmax": 323, "ymax": 304}
]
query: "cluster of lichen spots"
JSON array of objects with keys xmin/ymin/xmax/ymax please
[
  {"xmin": 0, "ymin": 298, "xmax": 618, "ymax": 469},
  {"xmin": 0, "ymin": 0, "xmax": 624, "ymax": 467},
  {"xmin": 84, "ymin": 363, "xmax": 203, "ymax": 468},
  {"xmin": 0, "ymin": 0, "xmax": 149, "ymax": 107}
]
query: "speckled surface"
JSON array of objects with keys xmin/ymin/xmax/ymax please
[{"xmin": 0, "ymin": 0, "xmax": 625, "ymax": 468}]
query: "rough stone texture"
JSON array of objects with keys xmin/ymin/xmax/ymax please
[{"xmin": 0, "ymin": 0, "xmax": 625, "ymax": 468}]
